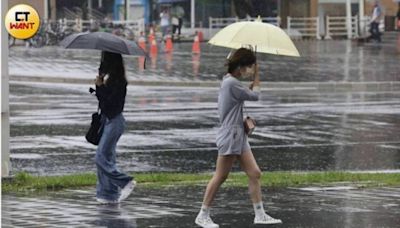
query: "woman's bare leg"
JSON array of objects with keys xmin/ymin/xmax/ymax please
[
  {"xmin": 202, "ymin": 155, "xmax": 237, "ymax": 206},
  {"xmin": 239, "ymin": 150, "xmax": 282, "ymax": 224},
  {"xmin": 239, "ymin": 150, "xmax": 262, "ymax": 203}
]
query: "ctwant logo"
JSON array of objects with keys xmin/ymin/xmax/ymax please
[{"xmin": 5, "ymin": 4, "xmax": 40, "ymax": 40}]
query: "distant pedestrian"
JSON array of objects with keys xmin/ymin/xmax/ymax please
[
  {"xmin": 369, "ymin": 1, "xmax": 383, "ymax": 42},
  {"xmin": 160, "ymin": 8, "xmax": 170, "ymax": 40},
  {"xmin": 195, "ymin": 48, "xmax": 282, "ymax": 228},
  {"xmin": 172, "ymin": 5, "xmax": 185, "ymax": 37},
  {"xmin": 94, "ymin": 51, "xmax": 135, "ymax": 204}
]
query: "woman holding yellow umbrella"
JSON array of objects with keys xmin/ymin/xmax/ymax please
[
  {"xmin": 195, "ymin": 18, "xmax": 299, "ymax": 228},
  {"xmin": 195, "ymin": 48, "xmax": 282, "ymax": 228}
]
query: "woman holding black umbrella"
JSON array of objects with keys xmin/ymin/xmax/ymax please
[
  {"xmin": 94, "ymin": 51, "xmax": 135, "ymax": 204},
  {"xmin": 60, "ymin": 32, "xmax": 146, "ymax": 204}
]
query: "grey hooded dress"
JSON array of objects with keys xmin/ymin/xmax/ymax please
[{"xmin": 216, "ymin": 74, "xmax": 260, "ymax": 156}]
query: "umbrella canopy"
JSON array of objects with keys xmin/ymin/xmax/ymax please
[
  {"xmin": 208, "ymin": 20, "xmax": 300, "ymax": 57},
  {"xmin": 60, "ymin": 32, "xmax": 147, "ymax": 56}
]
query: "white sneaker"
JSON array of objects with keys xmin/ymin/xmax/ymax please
[
  {"xmin": 254, "ymin": 213, "xmax": 282, "ymax": 225},
  {"xmin": 118, "ymin": 180, "xmax": 136, "ymax": 202},
  {"xmin": 96, "ymin": 197, "xmax": 119, "ymax": 204},
  {"xmin": 195, "ymin": 214, "xmax": 219, "ymax": 228}
]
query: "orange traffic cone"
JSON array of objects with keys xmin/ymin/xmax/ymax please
[
  {"xmin": 192, "ymin": 33, "xmax": 201, "ymax": 54},
  {"xmin": 197, "ymin": 31, "xmax": 204, "ymax": 42},
  {"xmin": 138, "ymin": 32, "xmax": 146, "ymax": 51},
  {"xmin": 148, "ymin": 35, "xmax": 154, "ymax": 47},
  {"xmin": 150, "ymin": 39, "xmax": 158, "ymax": 55},
  {"xmin": 148, "ymin": 27, "xmax": 155, "ymax": 42},
  {"xmin": 165, "ymin": 35, "xmax": 173, "ymax": 53}
]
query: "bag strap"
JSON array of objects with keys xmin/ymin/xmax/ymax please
[{"xmin": 243, "ymin": 102, "xmax": 249, "ymax": 117}]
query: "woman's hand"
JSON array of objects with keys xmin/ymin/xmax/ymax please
[
  {"xmin": 249, "ymin": 64, "xmax": 260, "ymax": 90},
  {"xmin": 249, "ymin": 82, "xmax": 254, "ymax": 90},
  {"xmin": 95, "ymin": 76, "xmax": 104, "ymax": 86}
]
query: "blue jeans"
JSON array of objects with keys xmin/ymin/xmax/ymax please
[
  {"xmin": 370, "ymin": 22, "xmax": 381, "ymax": 42},
  {"xmin": 95, "ymin": 113, "xmax": 133, "ymax": 201}
]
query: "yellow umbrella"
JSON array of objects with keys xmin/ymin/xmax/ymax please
[{"xmin": 208, "ymin": 18, "xmax": 300, "ymax": 57}]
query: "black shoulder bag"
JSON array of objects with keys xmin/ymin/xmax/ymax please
[{"xmin": 85, "ymin": 105, "xmax": 104, "ymax": 145}]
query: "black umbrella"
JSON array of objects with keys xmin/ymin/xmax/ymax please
[{"xmin": 60, "ymin": 32, "xmax": 147, "ymax": 56}]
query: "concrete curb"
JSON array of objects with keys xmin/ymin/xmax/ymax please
[{"xmin": 10, "ymin": 75, "xmax": 400, "ymax": 92}]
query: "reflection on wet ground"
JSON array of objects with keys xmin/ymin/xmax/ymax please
[
  {"xmin": 9, "ymin": 80, "xmax": 400, "ymax": 175},
  {"xmin": 9, "ymin": 32, "xmax": 400, "ymax": 83},
  {"xmin": 7, "ymin": 33, "xmax": 400, "ymax": 174},
  {"xmin": 2, "ymin": 186, "xmax": 400, "ymax": 227},
  {"xmin": 4, "ymin": 33, "xmax": 400, "ymax": 228}
]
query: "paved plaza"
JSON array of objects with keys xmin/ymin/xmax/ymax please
[
  {"xmin": 3, "ymin": 32, "xmax": 400, "ymax": 227},
  {"xmin": 3, "ymin": 186, "xmax": 400, "ymax": 227}
]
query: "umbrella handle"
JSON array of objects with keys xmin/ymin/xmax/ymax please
[
  {"xmin": 254, "ymin": 45, "xmax": 257, "ymax": 62},
  {"xmin": 253, "ymin": 45, "xmax": 259, "ymax": 83}
]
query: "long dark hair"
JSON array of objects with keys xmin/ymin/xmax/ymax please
[
  {"xmin": 226, "ymin": 48, "xmax": 256, "ymax": 74},
  {"xmin": 99, "ymin": 51, "xmax": 127, "ymax": 85}
]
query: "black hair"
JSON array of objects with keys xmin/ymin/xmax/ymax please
[
  {"xmin": 226, "ymin": 48, "xmax": 256, "ymax": 74},
  {"xmin": 99, "ymin": 51, "xmax": 127, "ymax": 85}
]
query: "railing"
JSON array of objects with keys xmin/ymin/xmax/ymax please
[
  {"xmin": 209, "ymin": 16, "xmax": 281, "ymax": 35},
  {"xmin": 209, "ymin": 17, "xmax": 239, "ymax": 29},
  {"xmin": 113, "ymin": 18, "xmax": 146, "ymax": 35},
  {"xmin": 287, "ymin": 17, "xmax": 321, "ymax": 39},
  {"xmin": 30, "ymin": 15, "xmax": 390, "ymax": 46},
  {"xmin": 208, "ymin": 16, "xmax": 388, "ymax": 40},
  {"xmin": 55, "ymin": 18, "xmax": 145, "ymax": 36},
  {"xmin": 326, "ymin": 16, "xmax": 358, "ymax": 39},
  {"xmin": 256, "ymin": 17, "xmax": 281, "ymax": 26}
]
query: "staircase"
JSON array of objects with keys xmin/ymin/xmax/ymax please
[
  {"xmin": 62, "ymin": 7, "xmax": 78, "ymax": 20},
  {"xmin": 88, "ymin": 8, "xmax": 105, "ymax": 21}
]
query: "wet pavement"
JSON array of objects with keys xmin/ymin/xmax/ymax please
[
  {"xmin": 9, "ymin": 32, "xmax": 400, "ymax": 83},
  {"xmin": 2, "ymin": 185, "xmax": 400, "ymax": 227},
  {"xmin": 8, "ymin": 80, "xmax": 400, "ymax": 175},
  {"xmin": 6, "ymin": 32, "xmax": 400, "ymax": 175},
  {"xmin": 4, "ymin": 32, "xmax": 400, "ymax": 228}
]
